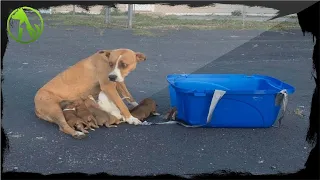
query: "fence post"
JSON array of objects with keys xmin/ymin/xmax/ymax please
[
  {"xmin": 242, "ymin": 5, "xmax": 246, "ymax": 29},
  {"xmin": 73, "ymin": 5, "xmax": 75, "ymax": 15},
  {"xmin": 133, "ymin": 4, "xmax": 135, "ymax": 19},
  {"xmin": 127, "ymin": 4, "xmax": 133, "ymax": 28},
  {"xmin": 105, "ymin": 6, "xmax": 111, "ymax": 24}
]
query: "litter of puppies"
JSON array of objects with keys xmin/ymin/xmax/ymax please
[{"xmin": 59, "ymin": 95, "xmax": 161, "ymax": 136}]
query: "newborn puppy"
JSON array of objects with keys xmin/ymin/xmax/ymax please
[
  {"xmin": 73, "ymin": 99, "xmax": 99, "ymax": 129},
  {"xmin": 84, "ymin": 95, "xmax": 122, "ymax": 128},
  {"xmin": 164, "ymin": 107, "xmax": 178, "ymax": 120},
  {"xmin": 129, "ymin": 98, "xmax": 160, "ymax": 121},
  {"xmin": 59, "ymin": 100, "xmax": 89, "ymax": 134}
]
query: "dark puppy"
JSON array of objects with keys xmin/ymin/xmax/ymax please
[
  {"xmin": 73, "ymin": 99, "xmax": 99, "ymax": 129},
  {"xmin": 59, "ymin": 100, "xmax": 89, "ymax": 134},
  {"xmin": 84, "ymin": 95, "xmax": 122, "ymax": 128},
  {"xmin": 129, "ymin": 98, "xmax": 160, "ymax": 121}
]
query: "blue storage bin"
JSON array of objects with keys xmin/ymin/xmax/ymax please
[{"xmin": 167, "ymin": 74, "xmax": 295, "ymax": 128}]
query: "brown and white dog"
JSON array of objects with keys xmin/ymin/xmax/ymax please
[{"xmin": 34, "ymin": 48, "xmax": 146, "ymax": 139}]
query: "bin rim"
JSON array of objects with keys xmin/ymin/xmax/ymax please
[{"xmin": 166, "ymin": 73, "xmax": 295, "ymax": 95}]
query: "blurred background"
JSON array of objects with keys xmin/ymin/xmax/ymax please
[{"xmin": 37, "ymin": 3, "xmax": 300, "ymax": 33}]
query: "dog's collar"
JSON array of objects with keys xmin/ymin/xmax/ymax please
[{"xmin": 63, "ymin": 108, "xmax": 76, "ymax": 111}]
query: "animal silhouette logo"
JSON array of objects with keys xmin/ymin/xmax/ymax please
[{"xmin": 7, "ymin": 7, "xmax": 44, "ymax": 44}]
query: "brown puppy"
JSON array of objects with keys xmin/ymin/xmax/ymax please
[
  {"xmin": 84, "ymin": 95, "xmax": 122, "ymax": 128},
  {"xmin": 34, "ymin": 49, "xmax": 146, "ymax": 139},
  {"xmin": 73, "ymin": 99, "xmax": 99, "ymax": 130},
  {"xmin": 59, "ymin": 100, "xmax": 89, "ymax": 134},
  {"xmin": 164, "ymin": 107, "xmax": 178, "ymax": 121},
  {"xmin": 129, "ymin": 98, "xmax": 160, "ymax": 121}
]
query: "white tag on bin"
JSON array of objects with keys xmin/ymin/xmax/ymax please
[{"xmin": 206, "ymin": 90, "xmax": 226, "ymax": 124}]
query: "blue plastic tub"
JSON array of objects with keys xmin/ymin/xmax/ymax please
[{"xmin": 167, "ymin": 74, "xmax": 295, "ymax": 128}]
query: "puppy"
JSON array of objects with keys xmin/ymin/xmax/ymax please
[
  {"xmin": 59, "ymin": 100, "xmax": 89, "ymax": 134},
  {"xmin": 84, "ymin": 95, "xmax": 122, "ymax": 128},
  {"xmin": 73, "ymin": 99, "xmax": 99, "ymax": 129},
  {"xmin": 164, "ymin": 107, "xmax": 178, "ymax": 120},
  {"xmin": 129, "ymin": 98, "xmax": 160, "ymax": 121}
]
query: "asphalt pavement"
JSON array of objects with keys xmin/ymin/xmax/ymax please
[{"xmin": 2, "ymin": 22, "xmax": 315, "ymax": 176}]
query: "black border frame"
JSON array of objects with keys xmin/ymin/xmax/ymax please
[{"xmin": 1, "ymin": 1, "xmax": 319, "ymax": 179}]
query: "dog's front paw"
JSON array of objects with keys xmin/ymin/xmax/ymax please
[
  {"xmin": 72, "ymin": 131, "xmax": 87, "ymax": 139},
  {"xmin": 125, "ymin": 116, "xmax": 142, "ymax": 125}
]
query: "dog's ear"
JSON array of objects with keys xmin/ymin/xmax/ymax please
[
  {"xmin": 98, "ymin": 50, "xmax": 112, "ymax": 58},
  {"xmin": 135, "ymin": 52, "xmax": 146, "ymax": 62}
]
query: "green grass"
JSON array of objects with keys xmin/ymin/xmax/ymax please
[
  {"xmin": 42, "ymin": 13, "xmax": 301, "ymax": 32},
  {"xmin": 132, "ymin": 29, "xmax": 159, "ymax": 37}
]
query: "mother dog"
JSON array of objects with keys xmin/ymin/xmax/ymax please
[{"xmin": 34, "ymin": 48, "xmax": 146, "ymax": 139}]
